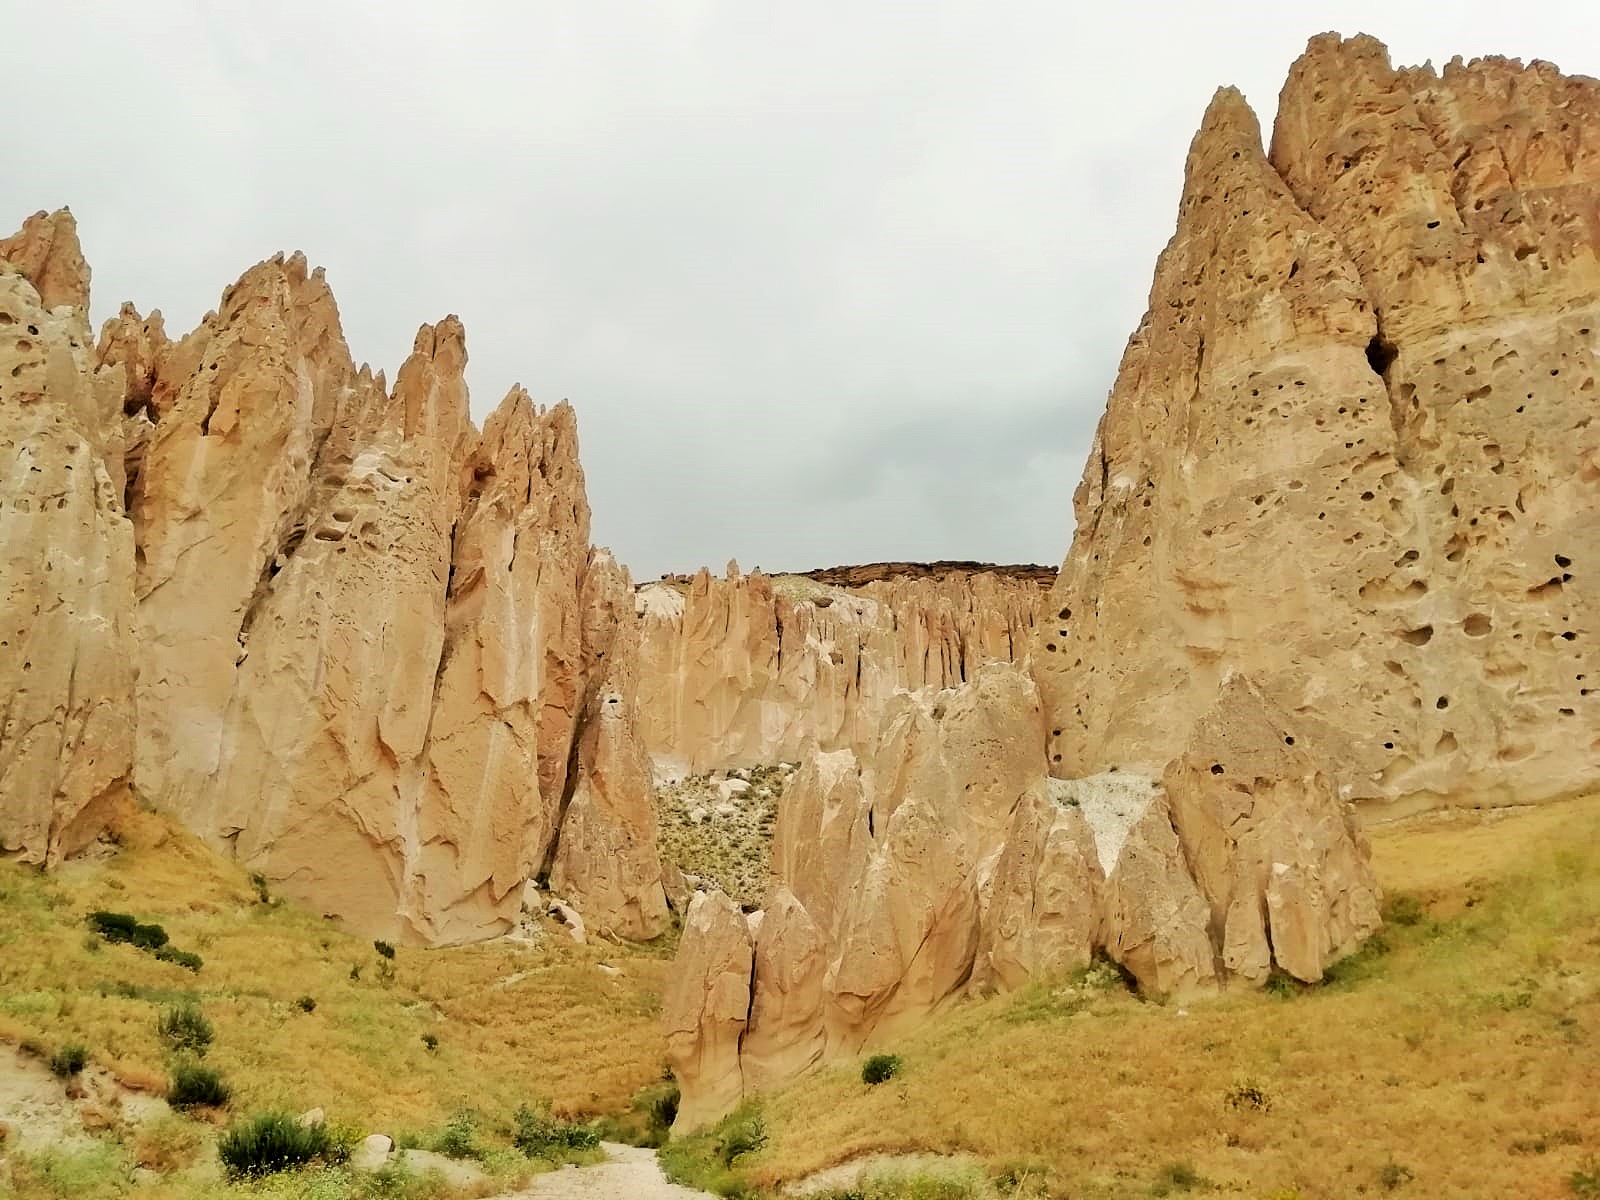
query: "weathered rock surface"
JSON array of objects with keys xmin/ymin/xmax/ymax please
[
  {"xmin": 1035, "ymin": 35, "xmax": 1600, "ymax": 816},
  {"xmin": 664, "ymin": 891, "xmax": 754, "ymax": 1132},
  {"xmin": 635, "ymin": 565, "xmax": 1048, "ymax": 775},
  {"xmin": 0, "ymin": 218, "xmax": 665, "ymax": 943},
  {"xmin": 0, "ymin": 212, "xmax": 137, "ymax": 864}
]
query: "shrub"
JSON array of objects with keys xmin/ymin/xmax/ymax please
[
  {"xmin": 158, "ymin": 1004, "xmax": 214, "ymax": 1056},
  {"xmin": 218, "ymin": 1112, "xmax": 342, "ymax": 1177},
  {"xmin": 717, "ymin": 1110, "xmax": 766, "ymax": 1166},
  {"xmin": 249, "ymin": 872, "xmax": 272, "ymax": 904},
  {"xmin": 295, "ymin": 995, "xmax": 317, "ymax": 1014},
  {"xmin": 168, "ymin": 1061, "xmax": 231, "ymax": 1109},
  {"xmin": 640, "ymin": 1080, "xmax": 680, "ymax": 1131},
  {"xmin": 1379, "ymin": 1160, "xmax": 1414, "ymax": 1190},
  {"xmin": 1153, "ymin": 1161, "xmax": 1204, "ymax": 1195},
  {"xmin": 430, "ymin": 1110, "xmax": 483, "ymax": 1161},
  {"xmin": 48, "ymin": 1043, "xmax": 88, "ymax": 1077},
  {"xmin": 1384, "ymin": 893, "xmax": 1427, "ymax": 927},
  {"xmin": 1224, "ymin": 1081, "xmax": 1272, "ymax": 1112},
  {"xmin": 87, "ymin": 910, "xmax": 167, "ymax": 950},
  {"xmin": 1571, "ymin": 1156, "xmax": 1600, "ymax": 1198},
  {"xmin": 154, "ymin": 945, "xmax": 203, "ymax": 971},
  {"xmin": 374, "ymin": 940, "xmax": 396, "ymax": 960},
  {"xmin": 512, "ymin": 1103, "xmax": 600, "ymax": 1160},
  {"xmin": 421, "ymin": 1033, "xmax": 439, "ymax": 1052},
  {"xmin": 861, "ymin": 1053, "xmax": 901, "ymax": 1085}
]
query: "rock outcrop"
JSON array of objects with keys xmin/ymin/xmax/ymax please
[
  {"xmin": 663, "ymin": 891, "xmax": 755, "ymax": 1132},
  {"xmin": 0, "ymin": 215, "xmax": 666, "ymax": 943},
  {"xmin": 1035, "ymin": 35, "xmax": 1600, "ymax": 816},
  {"xmin": 0, "ymin": 212, "xmax": 137, "ymax": 864},
  {"xmin": 636, "ymin": 565, "xmax": 1048, "ymax": 775},
  {"xmin": 667, "ymin": 662, "xmax": 1381, "ymax": 1127}
]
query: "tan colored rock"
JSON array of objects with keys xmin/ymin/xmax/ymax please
[
  {"xmin": 1163, "ymin": 675, "xmax": 1381, "ymax": 983},
  {"xmin": 549, "ymin": 550, "xmax": 671, "ymax": 940},
  {"xmin": 635, "ymin": 566, "xmax": 1048, "ymax": 774},
  {"xmin": 0, "ymin": 210, "xmax": 90, "ymax": 313},
  {"xmin": 741, "ymin": 886, "xmax": 827, "ymax": 1092},
  {"xmin": 768, "ymin": 748, "xmax": 872, "ymax": 937},
  {"xmin": 1036, "ymin": 37, "xmax": 1600, "ymax": 817},
  {"xmin": 1091, "ymin": 780, "xmax": 1217, "ymax": 1000},
  {"xmin": 0, "ymin": 216, "xmax": 137, "ymax": 864},
  {"xmin": 664, "ymin": 891, "xmax": 754, "ymax": 1132},
  {"xmin": 973, "ymin": 785, "xmax": 1102, "ymax": 992}
]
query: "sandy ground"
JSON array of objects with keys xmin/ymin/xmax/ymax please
[{"xmin": 502, "ymin": 1142, "xmax": 716, "ymax": 1199}]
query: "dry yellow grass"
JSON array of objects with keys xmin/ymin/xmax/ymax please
[
  {"xmin": 0, "ymin": 808, "xmax": 672, "ymax": 1137},
  {"xmin": 741, "ymin": 794, "xmax": 1600, "ymax": 1200}
]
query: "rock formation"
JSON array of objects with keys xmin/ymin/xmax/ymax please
[
  {"xmin": 0, "ymin": 214, "xmax": 667, "ymax": 942},
  {"xmin": 636, "ymin": 564, "xmax": 1048, "ymax": 774},
  {"xmin": 663, "ymin": 891, "xmax": 755, "ymax": 1131},
  {"xmin": 667, "ymin": 661, "xmax": 1380, "ymax": 1126},
  {"xmin": 0, "ymin": 212, "xmax": 137, "ymax": 864},
  {"xmin": 1035, "ymin": 35, "xmax": 1600, "ymax": 816}
]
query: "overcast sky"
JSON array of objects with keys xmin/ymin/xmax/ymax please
[{"xmin": 7, "ymin": 3, "xmax": 1595, "ymax": 579}]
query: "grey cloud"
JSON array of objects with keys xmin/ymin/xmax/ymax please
[{"xmin": 6, "ymin": 0, "xmax": 1593, "ymax": 579}]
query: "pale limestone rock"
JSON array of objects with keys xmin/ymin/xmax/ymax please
[
  {"xmin": 1163, "ymin": 676, "xmax": 1381, "ymax": 982},
  {"xmin": 351, "ymin": 1134, "xmax": 393, "ymax": 1172},
  {"xmin": 767, "ymin": 748, "xmax": 872, "ymax": 938},
  {"xmin": 742, "ymin": 887, "xmax": 827, "ymax": 1093},
  {"xmin": 0, "ymin": 218, "xmax": 137, "ymax": 864},
  {"xmin": 635, "ymin": 566, "xmax": 1048, "ymax": 774},
  {"xmin": 549, "ymin": 901, "xmax": 587, "ymax": 944},
  {"xmin": 1095, "ymin": 785, "xmax": 1217, "ymax": 1000},
  {"xmin": 549, "ymin": 550, "xmax": 670, "ymax": 940},
  {"xmin": 1036, "ymin": 38, "xmax": 1600, "ymax": 817},
  {"xmin": 664, "ymin": 891, "xmax": 753, "ymax": 1132},
  {"xmin": 973, "ymin": 785, "xmax": 1103, "ymax": 992},
  {"xmin": 130, "ymin": 252, "xmax": 361, "ymax": 822}
]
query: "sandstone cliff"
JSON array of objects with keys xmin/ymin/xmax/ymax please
[
  {"xmin": 665, "ymin": 663, "xmax": 1380, "ymax": 1127},
  {"xmin": 0, "ymin": 215, "xmax": 667, "ymax": 942},
  {"xmin": 635, "ymin": 564, "xmax": 1048, "ymax": 774},
  {"xmin": 0, "ymin": 211, "xmax": 137, "ymax": 865},
  {"xmin": 1034, "ymin": 35, "xmax": 1600, "ymax": 816}
]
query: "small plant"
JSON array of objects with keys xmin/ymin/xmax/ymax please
[
  {"xmin": 421, "ymin": 1033, "xmax": 439, "ymax": 1053},
  {"xmin": 48, "ymin": 1043, "xmax": 88, "ymax": 1078},
  {"xmin": 374, "ymin": 939, "xmax": 396, "ymax": 960},
  {"xmin": 295, "ymin": 995, "xmax": 317, "ymax": 1013},
  {"xmin": 1383, "ymin": 892, "xmax": 1426, "ymax": 927},
  {"xmin": 1224, "ymin": 1081, "xmax": 1272, "ymax": 1112},
  {"xmin": 218, "ymin": 1111, "xmax": 343, "ymax": 1177},
  {"xmin": 1571, "ymin": 1156, "xmax": 1600, "ymax": 1197},
  {"xmin": 158, "ymin": 1004, "xmax": 214, "ymax": 1056},
  {"xmin": 1379, "ymin": 1160, "xmax": 1415, "ymax": 1191},
  {"xmin": 431, "ymin": 1110, "xmax": 483, "ymax": 1161},
  {"xmin": 717, "ymin": 1110, "xmax": 766, "ymax": 1166},
  {"xmin": 512, "ymin": 1102, "xmax": 601, "ymax": 1160},
  {"xmin": 349, "ymin": 963, "xmax": 362, "ymax": 982},
  {"xmin": 1151, "ymin": 1160, "xmax": 1205, "ymax": 1195},
  {"xmin": 249, "ymin": 872, "xmax": 273, "ymax": 904},
  {"xmin": 861, "ymin": 1053, "xmax": 902, "ymax": 1085},
  {"xmin": 168, "ymin": 1060, "xmax": 231, "ymax": 1109}
]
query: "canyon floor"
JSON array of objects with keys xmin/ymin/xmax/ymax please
[{"xmin": 2, "ymin": 793, "xmax": 1598, "ymax": 1199}]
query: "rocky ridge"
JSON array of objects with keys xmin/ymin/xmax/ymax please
[{"xmin": 0, "ymin": 214, "xmax": 666, "ymax": 944}]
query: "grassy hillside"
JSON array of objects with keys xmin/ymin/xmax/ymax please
[
  {"xmin": 0, "ymin": 807, "xmax": 674, "ymax": 1196},
  {"xmin": 674, "ymin": 794, "xmax": 1600, "ymax": 1200}
]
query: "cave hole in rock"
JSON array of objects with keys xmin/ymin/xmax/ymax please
[
  {"xmin": 1210, "ymin": 763, "xmax": 1224, "ymax": 775},
  {"xmin": 1366, "ymin": 335, "xmax": 1398, "ymax": 376}
]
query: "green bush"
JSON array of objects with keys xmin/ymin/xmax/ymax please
[
  {"xmin": 218, "ymin": 1112, "xmax": 344, "ymax": 1177},
  {"xmin": 296, "ymin": 995, "xmax": 317, "ymax": 1013},
  {"xmin": 249, "ymin": 872, "xmax": 273, "ymax": 904},
  {"xmin": 1570, "ymin": 1156, "xmax": 1600, "ymax": 1197},
  {"xmin": 421, "ymin": 1033, "xmax": 439, "ymax": 1052},
  {"xmin": 154, "ymin": 945, "xmax": 204, "ymax": 971},
  {"xmin": 87, "ymin": 910, "xmax": 167, "ymax": 950},
  {"xmin": 1384, "ymin": 893, "xmax": 1427, "ymax": 927},
  {"xmin": 512, "ymin": 1103, "xmax": 600, "ymax": 1160},
  {"xmin": 48, "ymin": 1043, "xmax": 88, "ymax": 1077},
  {"xmin": 861, "ymin": 1053, "xmax": 902, "ymax": 1085},
  {"xmin": 430, "ymin": 1111, "xmax": 483, "ymax": 1161},
  {"xmin": 158, "ymin": 1003, "xmax": 214, "ymax": 1056},
  {"xmin": 374, "ymin": 940, "xmax": 396, "ymax": 960},
  {"xmin": 1153, "ymin": 1160, "xmax": 1205, "ymax": 1195},
  {"xmin": 1379, "ymin": 1160, "xmax": 1414, "ymax": 1190},
  {"xmin": 168, "ymin": 1061, "xmax": 231, "ymax": 1109}
]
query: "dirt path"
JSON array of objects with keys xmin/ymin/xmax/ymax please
[{"xmin": 502, "ymin": 1142, "xmax": 716, "ymax": 1199}]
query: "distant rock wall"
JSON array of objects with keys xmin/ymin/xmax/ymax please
[
  {"xmin": 0, "ymin": 212, "xmax": 666, "ymax": 944},
  {"xmin": 1034, "ymin": 35, "xmax": 1600, "ymax": 816},
  {"xmin": 635, "ymin": 565, "xmax": 1048, "ymax": 774}
]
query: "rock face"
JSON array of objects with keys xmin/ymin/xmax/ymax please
[
  {"xmin": 0, "ymin": 212, "xmax": 137, "ymax": 864},
  {"xmin": 0, "ymin": 214, "xmax": 666, "ymax": 943},
  {"xmin": 1035, "ymin": 35, "xmax": 1600, "ymax": 816},
  {"xmin": 663, "ymin": 891, "xmax": 755, "ymax": 1131},
  {"xmin": 636, "ymin": 565, "xmax": 1048, "ymax": 775}
]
